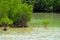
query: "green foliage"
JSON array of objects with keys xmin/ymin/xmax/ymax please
[
  {"xmin": 7, "ymin": 0, "xmax": 33, "ymax": 23},
  {"xmin": 0, "ymin": 17, "xmax": 13, "ymax": 25},
  {"xmin": 22, "ymin": 0, "xmax": 40, "ymax": 5},
  {"xmin": 9, "ymin": 3, "xmax": 33, "ymax": 23},
  {"xmin": 0, "ymin": 12, "xmax": 13, "ymax": 25},
  {"xmin": 42, "ymin": 19, "xmax": 50, "ymax": 24},
  {"xmin": 0, "ymin": 0, "xmax": 33, "ymax": 26},
  {"xmin": 23, "ymin": 0, "xmax": 60, "ymax": 12}
]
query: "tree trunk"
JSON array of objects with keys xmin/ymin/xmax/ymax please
[
  {"xmin": 14, "ymin": 22, "xmax": 28, "ymax": 28},
  {"xmin": 44, "ymin": 24, "xmax": 48, "ymax": 28},
  {"xmin": 2, "ymin": 24, "xmax": 8, "ymax": 31}
]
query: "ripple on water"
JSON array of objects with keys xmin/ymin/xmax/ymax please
[{"xmin": 0, "ymin": 28, "xmax": 60, "ymax": 40}]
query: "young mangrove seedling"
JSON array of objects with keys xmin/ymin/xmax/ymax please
[{"xmin": 42, "ymin": 20, "xmax": 50, "ymax": 28}]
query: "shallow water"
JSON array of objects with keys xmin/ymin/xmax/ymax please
[{"xmin": 0, "ymin": 27, "xmax": 60, "ymax": 40}]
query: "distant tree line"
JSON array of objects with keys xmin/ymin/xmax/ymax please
[{"xmin": 22, "ymin": 0, "xmax": 60, "ymax": 12}]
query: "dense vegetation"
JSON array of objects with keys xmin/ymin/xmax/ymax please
[
  {"xmin": 0, "ymin": 0, "xmax": 60, "ymax": 31},
  {"xmin": 0, "ymin": 0, "xmax": 33, "ymax": 31},
  {"xmin": 23, "ymin": 0, "xmax": 60, "ymax": 12}
]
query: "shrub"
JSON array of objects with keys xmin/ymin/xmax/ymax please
[
  {"xmin": 42, "ymin": 20, "xmax": 50, "ymax": 24},
  {"xmin": 42, "ymin": 19, "xmax": 50, "ymax": 28},
  {"xmin": 0, "ymin": 16, "xmax": 13, "ymax": 26},
  {"xmin": 11, "ymin": 3, "xmax": 33, "ymax": 22},
  {"xmin": 0, "ymin": 0, "xmax": 33, "ymax": 27},
  {"xmin": 10, "ymin": 3, "xmax": 33, "ymax": 27},
  {"xmin": 0, "ymin": 14, "xmax": 13, "ymax": 31}
]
